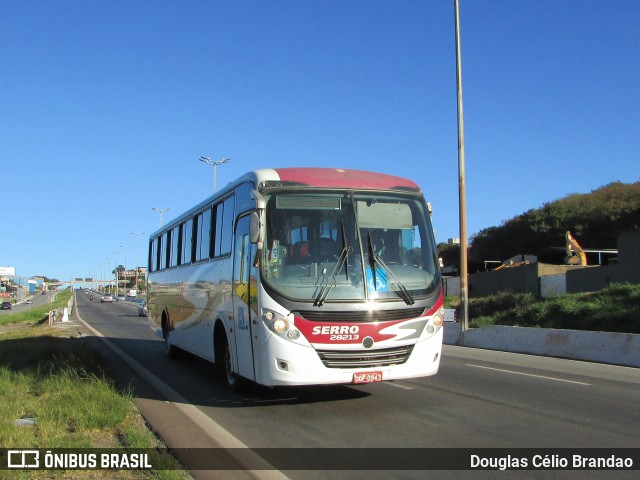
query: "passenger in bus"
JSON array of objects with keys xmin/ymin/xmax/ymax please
[
  {"xmin": 297, "ymin": 241, "xmax": 310, "ymax": 258},
  {"xmin": 368, "ymin": 229, "xmax": 401, "ymax": 264},
  {"xmin": 380, "ymin": 231, "xmax": 402, "ymax": 263},
  {"xmin": 288, "ymin": 238, "xmax": 339, "ymax": 266},
  {"xmin": 364, "ymin": 229, "xmax": 385, "ymax": 258},
  {"xmin": 315, "ymin": 237, "xmax": 338, "ymax": 261}
]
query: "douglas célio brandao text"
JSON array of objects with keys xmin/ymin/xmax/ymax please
[{"xmin": 470, "ymin": 453, "xmax": 634, "ymax": 470}]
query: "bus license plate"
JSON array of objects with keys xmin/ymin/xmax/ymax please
[{"xmin": 353, "ymin": 371, "xmax": 383, "ymax": 384}]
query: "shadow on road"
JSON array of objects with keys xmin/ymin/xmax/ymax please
[{"xmin": 26, "ymin": 292, "xmax": 375, "ymax": 410}]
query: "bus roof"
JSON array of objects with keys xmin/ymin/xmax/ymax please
[
  {"xmin": 255, "ymin": 167, "xmax": 422, "ymax": 193},
  {"xmin": 152, "ymin": 168, "xmax": 423, "ymax": 237}
]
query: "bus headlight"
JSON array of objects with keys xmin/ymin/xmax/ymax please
[
  {"xmin": 263, "ymin": 309, "xmax": 305, "ymax": 343},
  {"xmin": 287, "ymin": 330, "xmax": 300, "ymax": 340},
  {"xmin": 423, "ymin": 307, "xmax": 444, "ymax": 337},
  {"xmin": 273, "ymin": 317, "xmax": 289, "ymax": 333},
  {"xmin": 263, "ymin": 309, "xmax": 290, "ymax": 333},
  {"xmin": 432, "ymin": 309, "xmax": 444, "ymax": 327}
]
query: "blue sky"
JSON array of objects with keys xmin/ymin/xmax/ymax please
[{"xmin": 1, "ymin": 0, "xmax": 638, "ymax": 282}]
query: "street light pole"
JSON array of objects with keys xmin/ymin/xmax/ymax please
[
  {"xmin": 454, "ymin": 0, "xmax": 469, "ymax": 338},
  {"xmin": 131, "ymin": 232, "xmax": 144, "ymax": 293},
  {"xmin": 199, "ymin": 156, "xmax": 230, "ymax": 194},
  {"xmin": 152, "ymin": 207, "xmax": 170, "ymax": 226}
]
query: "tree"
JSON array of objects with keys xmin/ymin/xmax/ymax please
[
  {"xmin": 469, "ymin": 181, "xmax": 640, "ymax": 264},
  {"xmin": 437, "ymin": 242, "xmax": 460, "ymax": 271}
]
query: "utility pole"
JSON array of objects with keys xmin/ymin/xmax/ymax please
[{"xmin": 454, "ymin": 0, "xmax": 470, "ymax": 338}]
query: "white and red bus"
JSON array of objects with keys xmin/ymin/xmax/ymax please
[{"xmin": 147, "ymin": 168, "xmax": 444, "ymax": 390}]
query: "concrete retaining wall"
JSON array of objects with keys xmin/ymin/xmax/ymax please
[
  {"xmin": 443, "ymin": 323, "xmax": 640, "ymax": 368},
  {"xmin": 567, "ymin": 230, "xmax": 640, "ymax": 293}
]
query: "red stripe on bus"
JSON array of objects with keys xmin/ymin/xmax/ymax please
[{"xmin": 274, "ymin": 168, "xmax": 421, "ymax": 192}]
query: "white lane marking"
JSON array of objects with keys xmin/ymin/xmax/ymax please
[
  {"xmin": 385, "ymin": 382, "xmax": 413, "ymax": 390},
  {"xmin": 75, "ymin": 297, "xmax": 291, "ymax": 480},
  {"xmin": 466, "ymin": 364, "xmax": 591, "ymax": 386}
]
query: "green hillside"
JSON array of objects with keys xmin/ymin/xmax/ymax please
[
  {"xmin": 445, "ymin": 283, "xmax": 640, "ymax": 333},
  {"xmin": 439, "ymin": 181, "xmax": 640, "ymax": 267}
]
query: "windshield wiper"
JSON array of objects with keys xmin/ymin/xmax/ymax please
[
  {"xmin": 367, "ymin": 231, "xmax": 415, "ymax": 305},
  {"xmin": 374, "ymin": 254, "xmax": 415, "ymax": 305},
  {"xmin": 367, "ymin": 231, "xmax": 377, "ymax": 291},
  {"xmin": 314, "ymin": 221, "xmax": 351, "ymax": 307},
  {"xmin": 339, "ymin": 220, "xmax": 349, "ymax": 281}
]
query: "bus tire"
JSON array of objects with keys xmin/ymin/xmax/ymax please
[
  {"xmin": 223, "ymin": 339, "xmax": 245, "ymax": 392},
  {"xmin": 162, "ymin": 316, "xmax": 179, "ymax": 360},
  {"xmin": 214, "ymin": 322, "xmax": 244, "ymax": 392}
]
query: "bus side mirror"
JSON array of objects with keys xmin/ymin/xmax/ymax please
[
  {"xmin": 250, "ymin": 211, "xmax": 262, "ymax": 245},
  {"xmin": 250, "ymin": 210, "xmax": 264, "ymax": 268},
  {"xmin": 250, "ymin": 189, "xmax": 266, "ymax": 245},
  {"xmin": 251, "ymin": 189, "xmax": 266, "ymax": 210},
  {"xmin": 250, "ymin": 189, "xmax": 265, "ymax": 267}
]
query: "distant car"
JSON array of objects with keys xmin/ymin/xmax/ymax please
[
  {"xmin": 138, "ymin": 300, "xmax": 148, "ymax": 317},
  {"xmin": 25, "ymin": 298, "xmax": 33, "ymax": 304},
  {"xmin": 101, "ymin": 294, "xmax": 114, "ymax": 303},
  {"xmin": 1, "ymin": 301, "xmax": 12, "ymax": 310},
  {"xmin": 116, "ymin": 295, "xmax": 125, "ymax": 302}
]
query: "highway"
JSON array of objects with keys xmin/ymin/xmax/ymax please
[
  {"xmin": 0, "ymin": 291, "xmax": 57, "ymax": 315},
  {"xmin": 73, "ymin": 291, "xmax": 639, "ymax": 480}
]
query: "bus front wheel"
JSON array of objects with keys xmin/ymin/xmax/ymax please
[
  {"xmin": 163, "ymin": 319, "xmax": 179, "ymax": 360},
  {"xmin": 223, "ymin": 339, "xmax": 244, "ymax": 392}
]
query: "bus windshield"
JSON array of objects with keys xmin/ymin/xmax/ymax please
[{"xmin": 262, "ymin": 190, "xmax": 440, "ymax": 304}]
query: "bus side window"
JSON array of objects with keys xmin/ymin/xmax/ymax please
[
  {"xmin": 220, "ymin": 196, "xmax": 234, "ymax": 255},
  {"xmin": 159, "ymin": 232, "xmax": 168, "ymax": 270},
  {"xmin": 181, "ymin": 218, "xmax": 193, "ymax": 265},
  {"xmin": 214, "ymin": 202, "xmax": 224, "ymax": 257},
  {"xmin": 203, "ymin": 208, "xmax": 212, "ymax": 260},
  {"xmin": 193, "ymin": 207, "xmax": 212, "ymax": 262},
  {"xmin": 150, "ymin": 238, "xmax": 158, "ymax": 272},
  {"xmin": 214, "ymin": 196, "xmax": 235, "ymax": 257},
  {"xmin": 170, "ymin": 226, "xmax": 179, "ymax": 267}
]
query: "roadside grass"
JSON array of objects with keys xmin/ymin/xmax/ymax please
[
  {"xmin": 0, "ymin": 299, "xmax": 191, "ymax": 479},
  {"xmin": 445, "ymin": 282, "xmax": 640, "ymax": 333},
  {"xmin": 0, "ymin": 289, "xmax": 73, "ymax": 326}
]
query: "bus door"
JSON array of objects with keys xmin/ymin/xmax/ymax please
[{"xmin": 232, "ymin": 215, "xmax": 257, "ymax": 381}]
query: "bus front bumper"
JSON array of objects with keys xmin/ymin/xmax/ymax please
[{"xmin": 257, "ymin": 330, "xmax": 443, "ymax": 387}]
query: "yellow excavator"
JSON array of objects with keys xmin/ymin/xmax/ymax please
[{"xmin": 565, "ymin": 231, "xmax": 587, "ymax": 266}]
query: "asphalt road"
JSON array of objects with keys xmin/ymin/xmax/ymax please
[
  {"xmin": 72, "ymin": 292, "xmax": 639, "ymax": 480},
  {"xmin": 0, "ymin": 291, "xmax": 56, "ymax": 315}
]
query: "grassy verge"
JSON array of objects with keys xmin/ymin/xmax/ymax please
[
  {"xmin": 0, "ymin": 293, "xmax": 191, "ymax": 479},
  {"xmin": 445, "ymin": 282, "xmax": 640, "ymax": 333},
  {"xmin": 0, "ymin": 290, "xmax": 73, "ymax": 326}
]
